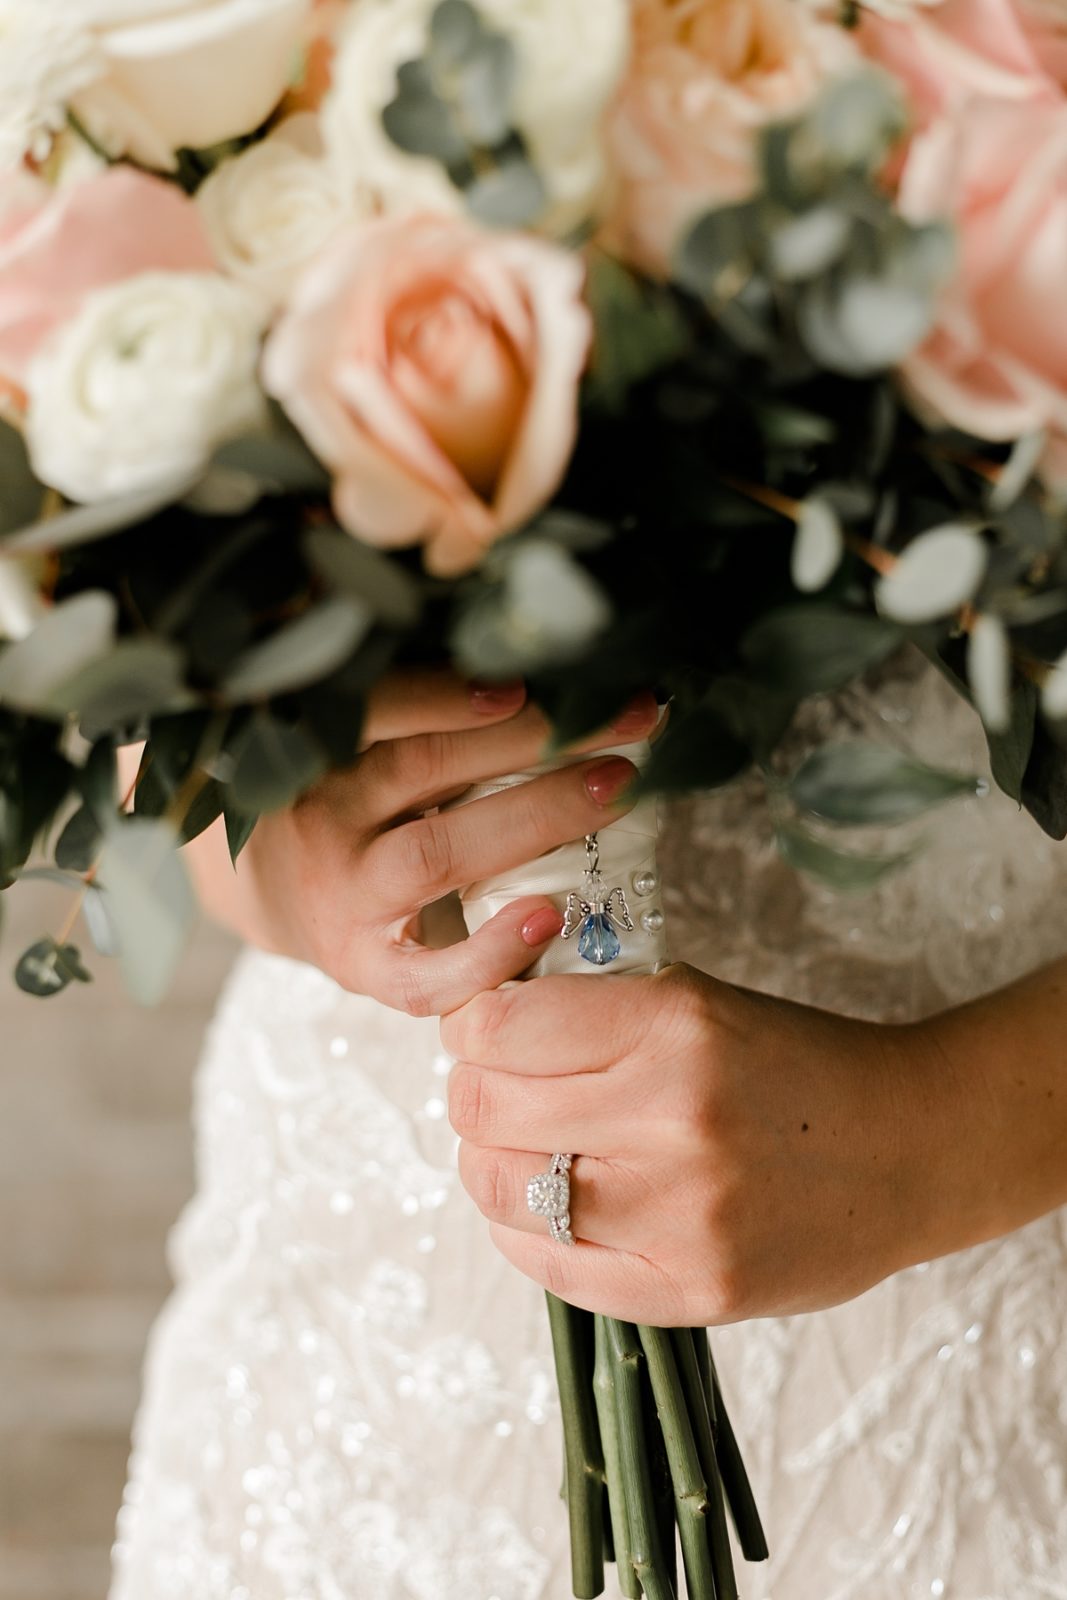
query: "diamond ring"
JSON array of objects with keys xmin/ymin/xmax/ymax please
[{"xmin": 526, "ymin": 1153, "xmax": 576, "ymax": 1246}]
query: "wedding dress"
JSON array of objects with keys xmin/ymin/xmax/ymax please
[{"xmin": 110, "ymin": 655, "xmax": 1067, "ymax": 1600}]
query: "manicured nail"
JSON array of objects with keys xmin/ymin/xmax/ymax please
[
  {"xmin": 611, "ymin": 691, "xmax": 659, "ymax": 738},
  {"xmin": 584, "ymin": 755, "xmax": 637, "ymax": 807},
  {"xmin": 469, "ymin": 679, "xmax": 525, "ymax": 714},
  {"xmin": 521, "ymin": 906, "xmax": 564, "ymax": 947}
]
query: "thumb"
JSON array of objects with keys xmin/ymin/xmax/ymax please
[{"xmin": 387, "ymin": 897, "xmax": 563, "ymax": 1018}]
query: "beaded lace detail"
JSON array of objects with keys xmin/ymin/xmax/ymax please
[{"xmin": 111, "ymin": 653, "xmax": 1067, "ymax": 1599}]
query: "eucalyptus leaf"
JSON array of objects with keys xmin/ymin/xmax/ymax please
[
  {"xmin": 769, "ymin": 205, "xmax": 851, "ymax": 282},
  {"xmin": 451, "ymin": 540, "xmax": 611, "ymax": 677},
  {"xmin": 0, "ymin": 591, "xmax": 117, "ymax": 713},
  {"xmin": 3, "ymin": 474, "xmax": 197, "ymax": 554},
  {"xmin": 15, "ymin": 936, "xmax": 92, "ymax": 997},
  {"xmin": 212, "ymin": 422, "xmax": 331, "ymax": 497},
  {"xmin": 584, "ymin": 255, "xmax": 688, "ymax": 412},
  {"xmin": 742, "ymin": 606, "xmax": 902, "ymax": 695},
  {"xmin": 98, "ymin": 817, "xmax": 195, "ymax": 1004},
  {"xmin": 790, "ymin": 741, "xmax": 981, "ymax": 825},
  {"xmin": 230, "ymin": 711, "xmax": 328, "ymax": 812},
  {"xmin": 791, "ymin": 499, "xmax": 844, "ymax": 593},
  {"xmin": 466, "ymin": 158, "xmax": 546, "ymax": 228},
  {"xmin": 50, "ymin": 638, "xmax": 187, "ymax": 733},
  {"xmin": 221, "ymin": 596, "xmax": 372, "ymax": 702},
  {"xmin": 989, "ymin": 432, "xmax": 1045, "ymax": 515},
  {"xmin": 82, "ymin": 885, "xmax": 120, "ymax": 958},
  {"xmin": 966, "ymin": 613, "xmax": 1011, "ymax": 734},
  {"xmin": 639, "ymin": 707, "xmax": 751, "ymax": 795},
  {"xmin": 456, "ymin": 35, "xmax": 516, "ymax": 147},
  {"xmin": 55, "ymin": 804, "xmax": 102, "ymax": 872},
  {"xmin": 304, "ymin": 527, "xmax": 422, "ymax": 627},
  {"xmin": 77, "ymin": 738, "xmax": 117, "ymax": 821},
  {"xmin": 382, "ymin": 78, "xmax": 467, "ymax": 165},
  {"xmin": 429, "ymin": 0, "xmax": 481, "ymax": 63},
  {"xmin": 0, "ymin": 421, "xmax": 43, "ymax": 537},
  {"xmin": 776, "ymin": 823, "xmax": 913, "ymax": 892},
  {"xmin": 10, "ymin": 866, "xmax": 91, "ymax": 892}
]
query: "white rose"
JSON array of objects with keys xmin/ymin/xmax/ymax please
[
  {"xmin": 69, "ymin": 0, "xmax": 313, "ymax": 171},
  {"xmin": 197, "ymin": 114, "xmax": 360, "ymax": 308},
  {"xmin": 27, "ymin": 272, "xmax": 267, "ymax": 504},
  {"xmin": 322, "ymin": 0, "xmax": 630, "ymax": 236},
  {"xmin": 0, "ymin": 2, "xmax": 98, "ymax": 170}
]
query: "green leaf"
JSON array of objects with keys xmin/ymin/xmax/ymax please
[
  {"xmin": 77, "ymin": 738, "xmax": 117, "ymax": 821},
  {"xmin": 466, "ymin": 156, "xmax": 546, "ymax": 227},
  {"xmin": 988, "ymin": 431, "xmax": 1045, "ymax": 515},
  {"xmin": 382, "ymin": 73, "xmax": 467, "ymax": 165},
  {"xmin": 81, "ymin": 885, "xmax": 119, "ymax": 958},
  {"xmin": 776, "ymin": 823, "xmax": 913, "ymax": 892},
  {"xmin": 640, "ymin": 707, "xmax": 751, "ymax": 795},
  {"xmin": 11, "ymin": 866, "xmax": 91, "ymax": 892},
  {"xmin": 769, "ymin": 205, "xmax": 851, "ymax": 282},
  {"xmin": 798, "ymin": 276, "xmax": 933, "ymax": 376},
  {"xmin": 211, "ymin": 414, "xmax": 331, "ymax": 497},
  {"xmin": 986, "ymin": 678, "xmax": 1036, "ymax": 804},
  {"xmin": 55, "ymin": 804, "xmax": 102, "ymax": 872},
  {"xmin": 0, "ymin": 590, "xmax": 117, "ymax": 713},
  {"xmin": 223, "ymin": 799, "xmax": 258, "ymax": 867},
  {"xmin": 673, "ymin": 203, "xmax": 754, "ymax": 300},
  {"xmin": 584, "ymin": 255, "xmax": 689, "ymax": 412},
  {"xmin": 429, "ymin": 0, "xmax": 482, "ymax": 63},
  {"xmin": 790, "ymin": 741, "xmax": 981, "ymax": 825},
  {"xmin": 0, "ymin": 421, "xmax": 44, "ymax": 537},
  {"xmin": 451, "ymin": 539, "xmax": 611, "ymax": 677},
  {"xmin": 98, "ymin": 817, "xmax": 196, "ymax": 1004},
  {"xmin": 230, "ymin": 711, "xmax": 328, "ymax": 812},
  {"xmin": 50, "ymin": 638, "xmax": 188, "ymax": 734},
  {"xmin": 304, "ymin": 526, "xmax": 422, "ymax": 627},
  {"xmin": 456, "ymin": 35, "xmax": 516, "ymax": 148},
  {"xmin": 742, "ymin": 605, "xmax": 902, "ymax": 695},
  {"xmin": 221, "ymin": 596, "xmax": 372, "ymax": 702},
  {"xmin": 15, "ymin": 936, "xmax": 93, "ymax": 996},
  {"xmin": 3, "ymin": 475, "xmax": 196, "ymax": 553}
]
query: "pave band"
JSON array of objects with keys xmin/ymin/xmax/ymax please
[{"xmin": 526, "ymin": 1152, "xmax": 576, "ymax": 1246}]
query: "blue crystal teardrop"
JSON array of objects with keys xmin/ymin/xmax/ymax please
[{"xmin": 577, "ymin": 913, "xmax": 621, "ymax": 966}]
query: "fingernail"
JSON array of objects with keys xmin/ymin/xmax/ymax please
[
  {"xmin": 584, "ymin": 755, "xmax": 637, "ymax": 807},
  {"xmin": 611, "ymin": 691, "xmax": 659, "ymax": 738},
  {"xmin": 469, "ymin": 679, "xmax": 525, "ymax": 714},
  {"xmin": 521, "ymin": 906, "xmax": 564, "ymax": 947}
]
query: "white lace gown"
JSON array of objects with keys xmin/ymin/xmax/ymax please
[{"xmin": 110, "ymin": 662, "xmax": 1067, "ymax": 1600}]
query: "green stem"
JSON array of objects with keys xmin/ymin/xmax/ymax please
[
  {"xmin": 606, "ymin": 1318, "xmax": 676, "ymax": 1600},
  {"xmin": 593, "ymin": 1317, "xmax": 641, "ymax": 1598},
  {"xmin": 546, "ymin": 1293, "xmax": 605, "ymax": 1599},
  {"xmin": 638, "ymin": 1327, "xmax": 717, "ymax": 1600},
  {"xmin": 709, "ymin": 1354, "xmax": 769, "ymax": 1563},
  {"xmin": 673, "ymin": 1330, "xmax": 737, "ymax": 1600}
]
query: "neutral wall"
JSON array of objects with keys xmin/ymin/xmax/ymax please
[{"xmin": 0, "ymin": 885, "xmax": 236, "ymax": 1600}]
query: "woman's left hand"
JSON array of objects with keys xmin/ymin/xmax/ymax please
[{"xmin": 439, "ymin": 964, "xmax": 954, "ymax": 1326}]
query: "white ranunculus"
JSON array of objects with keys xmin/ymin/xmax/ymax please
[
  {"xmin": 197, "ymin": 115, "xmax": 360, "ymax": 308},
  {"xmin": 26, "ymin": 272, "xmax": 267, "ymax": 505},
  {"xmin": 323, "ymin": 0, "xmax": 630, "ymax": 236},
  {"xmin": 69, "ymin": 0, "xmax": 313, "ymax": 171},
  {"xmin": 0, "ymin": 2, "xmax": 99, "ymax": 170}
]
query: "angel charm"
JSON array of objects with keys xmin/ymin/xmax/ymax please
[{"xmin": 560, "ymin": 833, "xmax": 635, "ymax": 965}]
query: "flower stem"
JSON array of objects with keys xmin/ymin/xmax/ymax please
[
  {"xmin": 705, "ymin": 1350, "xmax": 769, "ymax": 1563},
  {"xmin": 673, "ymin": 1329, "xmax": 737, "ymax": 1600},
  {"xmin": 605, "ymin": 1317, "xmax": 676, "ymax": 1600},
  {"xmin": 546, "ymin": 1293, "xmax": 605, "ymax": 1599},
  {"xmin": 593, "ymin": 1316, "xmax": 641, "ymax": 1598},
  {"xmin": 638, "ymin": 1326, "xmax": 718, "ymax": 1600}
]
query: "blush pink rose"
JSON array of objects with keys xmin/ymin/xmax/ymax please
[
  {"xmin": 263, "ymin": 215, "xmax": 592, "ymax": 576},
  {"xmin": 858, "ymin": 0, "xmax": 1063, "ymax": 128},
  {"xmin": 0, "ymin": 165, "xmax": 213, "ymax": 392},
  {"xmin": 897, "ymin": 96, "xmax": 1067, "ymax": 478},
  {"xmin": 606, "ymin": 0, "xmax": 857, "ymax": 277}
]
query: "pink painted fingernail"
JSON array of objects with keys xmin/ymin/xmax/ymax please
[
  {"xmin": 611, "ymin": 691, "xmax": 659, "ymax": 737},
  {"xmin": 469, "ymin": 679, "xmax": 525, "ymax": 714},
  {"xmin": 521, "ymin": 906, "xmax": 564, "ymax": 947},
  {"xmin": 584, "ymin": 755, "xmax": 637, "ymax": 807}
]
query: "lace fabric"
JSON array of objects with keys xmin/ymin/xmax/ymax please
[{"xmin": 111, "ymin": 654, "xmax": 1067, "ymax": 1600}]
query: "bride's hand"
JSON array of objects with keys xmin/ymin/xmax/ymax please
[
  {"xmin": 188, "ymin": 668, "xmax": 658, "ymax": 1015},
  {"xmin": 440, "ymin": 964, "xmax": 951, "ymax": 1326}
]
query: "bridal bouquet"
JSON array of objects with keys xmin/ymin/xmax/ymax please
[{"xmin": 4, "ymin": 0, "xmax": 1067, "ymax": 1593}]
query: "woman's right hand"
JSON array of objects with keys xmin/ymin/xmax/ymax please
[{"xmin": 188, "ymin": 669, "xmax": 659, "ymax": 1016}]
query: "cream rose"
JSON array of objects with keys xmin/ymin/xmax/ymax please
[
  {"xmin": 322, "ymin": 0, "xmax": 629, "ymax": 236},
  {"xmin": 898, "ymin": 97, "xmax": 1067, "ymax": 483},
  {"xmin": 27, "ymin": 272, "xmax": 267, "ymax": 503},
  {"xmin": 606, "ymin": 0, "xmax": 858, "ymax": 278},
  {"xmin": 263, "ymin": 213, "xmax": 592, "ymax": 576},
  {"xmin": 0, "ymin": 2, "xmax": 98, "ymax": 169},
  {"xmin": 197, "ymin": 115, "xmax": 359, "ymax": 309},
  {"xmin": 69, "ymin": 0, "xmax": 313, "ymax": 171}
]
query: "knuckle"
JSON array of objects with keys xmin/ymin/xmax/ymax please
[
  {"xmin": 448, "ymin": 1066, "xmax": 496, "ymax": 1143},
  {"xmin": 445, "ymin": 988, "xmax": 511, "ymax": 1066},
  {"xmin": 392, "ymin": 959, "xmax": 435, "ymax": 1018},
  {"xmin": 392, "ymin": 819, "xmax": 456, "ymax": 897},
  {"xmin": 467, "ymin": 1151, "xmax": 516, "ymax": 1221}
]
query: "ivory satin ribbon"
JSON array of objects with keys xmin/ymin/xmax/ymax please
[{"xmin": 451, "ymin": 733, "xmax": 670, "ymax": 980}]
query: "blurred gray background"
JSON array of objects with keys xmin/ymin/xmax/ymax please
[{"xmin": 0, "ymin": 886, "xmax": 236, "ymax": 1600}]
